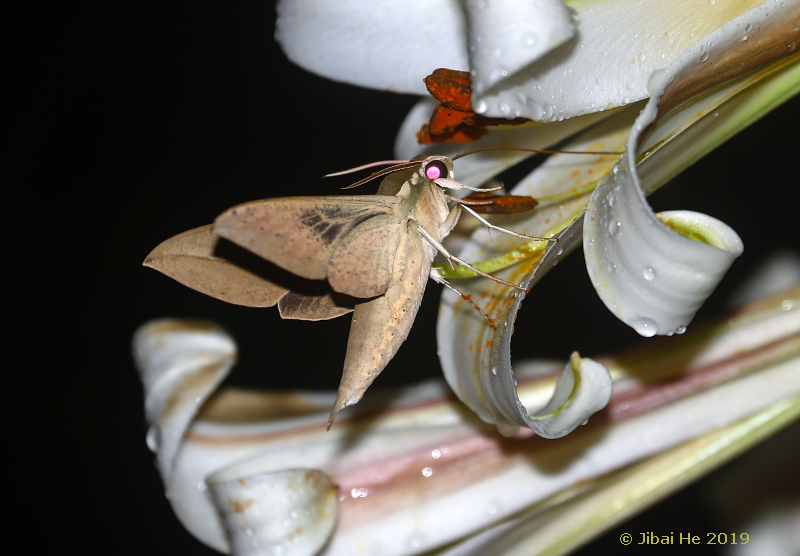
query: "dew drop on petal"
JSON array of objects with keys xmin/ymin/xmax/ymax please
[
  {"xmin": 608, "ymin": 221, "xmax": 620, "ymax": 237},
  {"xmin": 631, "ymin": 317, "xmax": 658, "ymax": 337},
  {"xmin": 642, "ymin": 267, "xmax": 656, "ymax": 281},
  {"xmin": 676, "ymin": 325, "xmax": 687, "ymax": 334},
  {"xmin": 146, "ymin": 427, "xmax": 160, "ymax": 451},
  {"xmin": 422, "ymin": 467, "xmax": 433, "ymax": 477},
  {"xmin": 699, "ymin": 51, "xmax": 709, "ymax": 62},
  {"xmin": 745, "ymin": 23, "xmax": 753, "ymax": 33},
  {"xmin": 789, "ymin": 42, "xmax": 797, "ymax": 52}
]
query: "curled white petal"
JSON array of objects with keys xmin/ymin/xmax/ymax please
[
  {"xmin": 463, "ymin": 0, "xmax": 573, "ymax": 102},
  {"xmin": 208, "ymin": 467, "xmax": 337, "ymax": 556},
  {"xmin": 585, "ymin": 190, "xmax": 744, "ymax": 336},
  {"xmin": 276, "ymin": 0, "xmax": 467, "ymax": 94},
  {"xmin": 528, "ymin": 354, "xmax": 612, "ymax": 439},
  {"xmin": 133, "ymin": 320, "xmax": 236, "ymax": 481},
  {"xmin": 582, "ymin": 1, "xmax": 798, "ymax": 336}
]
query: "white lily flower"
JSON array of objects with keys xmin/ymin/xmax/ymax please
[
  {"xmin": 136, "ymin": 1, "xmax": 800, "ymax": 554},
  {"xmin": 277, "ymin": 0, "xmax": 799, "ymax": 434}
]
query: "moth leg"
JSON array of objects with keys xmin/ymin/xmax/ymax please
[
  {"xmin": 440, "ymin": 203, "xmax": 462, "ymax": 238},
  {"xmin": 431, "ymin": 269, "xmax": 494, "ymax": 324},
  {"xmin": 416, "ymin": 225, "xmax": 528, "ymax": 292},
  {"xmin": 458, "ymin": 203, "xmax": 556, "ymax": 242}
]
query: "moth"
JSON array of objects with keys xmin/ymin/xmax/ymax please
[{"xmin": 145, "ymin": 147, "xmax": 615, "ymax": 427}]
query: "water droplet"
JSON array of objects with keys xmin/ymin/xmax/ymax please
[
  {"xmin": 146, "ymin": 427, "xmax": 160, "ymax": 451},
  {"xmin": 781, "ymin": 299, "xmax": 796, "ymax": 310},
  {"xmin": 487, "ymin": 503, "xmax": 498, "ymax": 515},
  {"xmin": 422, "ymin": 467, "xmax": 433, "ymax": 477},
  {"xmin": 499, "ymin": 102, "xmax": 509, "ymax": 112},
  {"xmin": 745, "ymin": 23, "xmax": 753, "ymax": 33},
  {"xmin": 789, "ymin": 42, "xmax": 797, "ymax": 52},
  {"xmin": 631, "ymin": 317, "xmax": 658, "ymax": 337},
  {"xmin": 409, "ymin": 535, "xmax": 425, "ymax": 549},
  {"xmin": 491, "ymin": 366, "xmax": 498, "ymax": 376},
  {"xmin": 523, "ymin": 33, "xmax": 537, "ymax": 47},
  {"xmin": 197, "ymin": 480, "xmax": 207, "ymax": 491},
  {"xmin": 642, "ymin": 267, "xmax": 656, "ymax": 281},
  {"xmin": 676, "ymin": 325, "xmax": 687, "ymax": 334},
  {"xmin": 475, "ymin": 100, "xmax": 488, "ymax": 114},
  {"xmin": 606, "ymin": 264, "xmax": 616, "ymax": 274},
  {"xmin": 638, "ymin": 53, "xmax": 646, "ymax": 62},
  {"xmin": 699, "ymin": 51, "xmax": 709, "ymax": 62},
  {"xmin": 432, "ymin": 449, "xmax": 442, "ymax": 459},
  {"xmin": 612, "ymin": 166, "xmax": 619, "ymax": 175},
  {"xmin": 608, "ymin": 221, "xmax": 620, "ymax": 236},
  {"xmin": 608, "ymin": 193, "xmax": 616, "ymax": 207}
]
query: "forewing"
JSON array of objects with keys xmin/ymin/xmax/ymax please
[
  {"xmin": 326, "ymin": 215, "xmax": 405, "ymax": 298},
  {"xmin": 213, "ymin": 196, "xmax": 399, "ymax": 280},
  {"xmin": 143, "ymin": 225, "xmax": 289, "ymax": 307}
]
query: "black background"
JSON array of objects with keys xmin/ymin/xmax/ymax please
[{"xmin": 10, "ymin": 1, "xmax": 799, "ymax": 554}]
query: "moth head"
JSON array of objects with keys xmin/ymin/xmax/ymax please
[
  {"xmin": 420, "ymin": 156, "xmax": 454, "ymax": 182},
  {"xmin": 421, "ymin": 155, "xmax": 496, "ymax": 193}
]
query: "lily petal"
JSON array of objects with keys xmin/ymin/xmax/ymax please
[
  {"xmin": 208, "ymin": 467, "xmax": 337, "ymax": 556},
  {"xmin": 463, "ymin": 0, "xmax": 573, "ymax": 100},
  {"xmin": 438, "ymin": 395, "xmax": 800, "ymax": 556},
  {"xmin": 585, "ymin": 0, "xmax": 799, "ymax": 337},
  {"xmin": 275, "ymin": 0, "xmax": 467, "ymax": 94},
  {"xmin": 474, "ymin": 0, "xmax": 762, "ymax": 120}
]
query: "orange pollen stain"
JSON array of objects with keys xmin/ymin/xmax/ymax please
[{"xmin": 419, "ymin": 68, "xmax": 533, "ymax": 144}]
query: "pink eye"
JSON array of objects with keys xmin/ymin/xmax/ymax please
[{"xmin": 424, "ymin": 160, "xmax": 447, "ymax": 180}]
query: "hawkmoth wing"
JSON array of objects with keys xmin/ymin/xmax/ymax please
[
  {"xmin": 144, "ymin": 224, "xmax": 359, "ymax": 319},
  {"xmin": 277, "ymin": 290, "xmax": 356, "ymax": 321},
  {"xmin": 326, "ymin": 215, "xmax": 405, "ymax": 298},
  {"xmin": 143, "ymin": 225, "xmax": 289, "ymax": 307},
  {"xmin": 213, "ymin": 196, "xmax": 400, "ymax": 280},
  {"xmin": 330, "ymin": 222, "xmax": 435, "ymax": 424}
]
